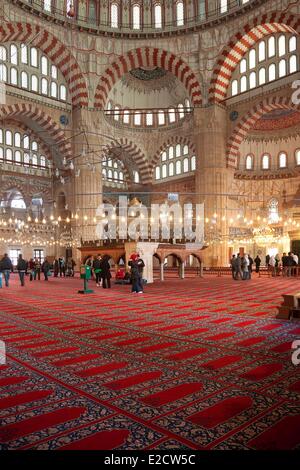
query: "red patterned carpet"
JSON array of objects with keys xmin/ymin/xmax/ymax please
[{"xmin": 0, "ymin": 274, "xmax": 300, "ymax": 450}]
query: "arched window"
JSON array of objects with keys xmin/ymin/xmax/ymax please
[
  {"xmin": 51, "ymin": 81, "xmax": 58, "ymax": 98},
  {"xmin": 176, "ymin": 1, "xmax": 184, "ymax": 26},
  {"xmin": 21, "ymin": 71, "xmax": 28, "ymax": 88},
  {"xmin": 183, "ymin": 158, "xmax": 189, "ymax": 173},
  {"xmin": 258, "ymin": 41, "xmax": 266, "ymax": 62},
  {"xmin": 6, "ymin": 148, "xmax": 13, "ymax": 161},
  {"xmin": 232, "ymin": 80, "xmax": 238, "ymax": 96},
  {"xmin": 0, "ymin": 63, "xmax": 7, "ymax": 82},
  {"xmin": 154, "ymin": 4, "xmax": 162, "ymax": 28},
  {"xmin": 279, "ymin": 152, "xmax": 287, "ymax": 168},
  {"xmin": 175, "ymin": 144, "xmax": 181, "ymax": 157},
  {"xmin": 246, "ymin": 154, "xmax": 253, "ymax": 170},
  {"xmin": 249, "ymin": 49, "xmax": 256, "ymax": 69},
  {"xmin": 279, "ymin": 59, "xmax": 286, "ymax": 77},
  {"xmin": 10, "ymin": 44, "xmax": 18, "ymax": 65},
  {"xmin": 21, "ymin": 44, "xmax": 28, "ymax": 64},
  {"xmin": 240, "ymin": 59, "xmax": 247, "ymax": 74},
  {"xmin": 278, "ymin": 35, "xmax": 286, "ymax": 57},
  {"xmin": 146, "ymin": 112, "xmax": 153, "ymax": 126},
  {"xmin": 123, "ymin": 109, "xmax": 130, "ymax": 124},
  {"xmin": 249, "ymin": 71, "xmax": 256, "ymax": 89},
  {"xmin": 133, "ymin": 170, "xmax": 140, "ymax": 183},
  {"xmin": 158, "ymin": 110, "xmax": 165, "ymax": 125},
  {"xmin": 15, "ymin": 150, "xmax": 21, "ymax": 165},
  {"xmin": 60, "ymin": 84, "xmax": 67, "ymax": 101},
  {"xmin": 10, "ymin": 67, "xmax": 18, "ymax": 85},
  {"xmin": 191, "ymin": 155, "xmax": 196, "ymax": 171},
  {"xmin": 268, "ymin": 63, "xmax": 276, "ymax": 81},
  {"xmin": 162, "ymin": 164, "xmax": 167, "ymax": 178},
  {"xmin": 168, "ymin": 147, "xmax": 174, "ymax": 159},
  {"xmin": 30, "ymin": 47, "xmax": 38, "ymax": 67},
  {"xmin": 155, "ymin": 166, "xmax": 160, "ymax": 180},
  {"xmin": 5, "ymin": 130, "xmax": 12, "ymax": 145},
  {"xmin": 14, "ymin": 132, "xmax": 21, "ymax": 147},
  {"xmin": 289, "ymin": 36, "xmax": 297, "ymax": 52},
  {"xmin": 111, "ymin": 3, "xmax": 119, "ymax": 28},
  {"xmin": 40, "ymin": 155, "xmax": 46, "ymax": 167},
  {"xmin": 168, "ymin": 108, "xmax": 176, "ymax": 123},
  {"xmin": 114, "ymin": 105, "xmax": 120, "ymax": 121},
  {"xmin": 220, "ymin": 0, "xmax": 228, "ymax": 14},
  {"xmin": 134, "ymin": 111, "xmax": 141, "ymax": 126},
  {"xmin": 41, "ymin": 56, "xmax": 48, "ymax": 75},
  {"xmin": 0, "ymin": 46, "xmax": 7, "ymax": 62},
  {"xmin": 44, "ymin": 0, "xmax": 52, "ymax": 12},
  {"xmin": 51, "ymin": 65, "xmax": 57, "ymax": 79},
  {"xmin": 240, "ymin": 76, "xmax": 247, "ymax": 92},
  {"xmin": 31, "ymin": 75, "xmax": 38, "ymax": 92},
  {"xmin": 132, "ymin": 4, "xmax": 141, "ymax": 29},
  {"xmin": 290, "ymin": 55, "xmax": 297, "ymax": 74},
  {"xmin": 268, "ymin": 37, "xmax": 275, "ymax": 58},
  {"xmin": 176, "ymin": 160, "xmax": 181, "ymax": 174},
  {"xmin": 41, "ymin": 77, "xmax": 48, "ymax": 94},
  {"xmin": 262, "ymin": 154, "xmax": 270, "ymax": 169},
  {"xmin": 178, "ymin": 103, "xmax": 184, "ymax": 119},
  {"xmin": 296, "ymin": 149, "xmax": 300, "ymax": 166},
  {"xmin": 88, "ymin": 0, "xmax": 97, "ymax": 24},
  {"xmin": 259, "ymin": 67, "xmax": 266, "ymax": 85},
  {"xmin": 169, "ymin": 162, "xmax": 174, "ymax": 176}
]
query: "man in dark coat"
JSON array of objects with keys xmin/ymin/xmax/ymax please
[
  {"xmin": 1, "ymin": 253, "xmax": 13, "ymax": 287},
  {"xmin": 17, "ymin": 254, "xmax": 27, "ymax": 286},
  {"xmin": 100, "ymin": 255, "xmax": 111, "ymax": 289}
]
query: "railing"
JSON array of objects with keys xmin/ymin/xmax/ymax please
[{"xmin": 15, "ymin": 0, "xmax": 261, "ymax": 36}]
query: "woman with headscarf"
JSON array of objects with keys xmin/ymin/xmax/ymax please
[{"xmin": 241, "ymin": 254, "xmax": 249, "ymax": 280}]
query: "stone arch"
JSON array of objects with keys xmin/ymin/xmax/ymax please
[
  {"xmin": 0, "ymin": 22, "xmax": 88, "ymax": 107},
  {"xmin": 163, "ymin": 252, "xmax": 184, "ymax": 264},
  {"xmin": 226, "ymin": 96, "xmax": 298, "ymax": 169},
  {"xmin": 209, "ymin": 12, "xmax": 300, "ymax": 103},
  {"xmin": 0, "ymin": 103, "xmax": 71, "ymax": 161},
  {"xmin": 102, "ymin": 138, "xmax": 151, "ymax": 184},
  {"xmin": 94, "ymin": 47, "xmax": 202, "ymax": 108},
  {"xmin": 151, "ymin": 136, "xmax": 196, "ymax": 170}
]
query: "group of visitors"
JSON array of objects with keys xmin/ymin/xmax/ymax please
[
  {"xmin": 230, "ymin": 251, "xmax": 300, "ymax": 279},
  {"xmin": 0, "ymin": 253, "xmax": 51, "ymax": 287},
  {"xmin": 230, "ymin": 253, "xmax": 254, "ymax": 280},
  {"xmin": 1, "ymin": 251, "xmax": 146, "ymax": 293}
]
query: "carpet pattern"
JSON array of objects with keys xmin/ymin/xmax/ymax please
[{"xmin": 0, "ymin": 274, "xmax": 300, "ymax": 450}]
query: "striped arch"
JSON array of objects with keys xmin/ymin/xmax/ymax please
[
  {"xmin": 102, "ymin": 138, "xmax": 151, "ymax": 184},
  {"xmin": 0, "ymin": 103, "xmax": 71, "ymax": 161},
  {"xmin": 227, "ymin": 96, "xmax": 298, "ymax": 168},
  {"xmin": 209, "ymin": 12, "xmax": 300, "ymax": 103},
  {"xmin": 0, "ymin": 22, "xmax": 88, "ymax": 107},
  {"xmin": 94, "ymin": 47, "xmax": 202, "ymax": 108},
  {"xmin": 151, "ymin": 136, "xmax": 196, "ymax": 171}
]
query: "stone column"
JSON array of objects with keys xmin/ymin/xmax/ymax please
[
  {"xmin": 160, "ymin": 262, "xmax": 164, "ymax": 281},
  {"xmin": 181, "ymin": 261, "xmax": 185, "ymax": 279},
  {"xmin": 136, "ymin": 242, "xmax": 159, "ymax": 284},
  {"xmin": 194, "ymin": 105, "xmax": 234, "ymax": 267},
  {"xmin": 71, "ymin": 109, "xmax": 103, "ymax": 245}
]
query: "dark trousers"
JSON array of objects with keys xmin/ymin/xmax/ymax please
[
  {"xmin": 44, "ymin": 271, "xmax": 48, "ymax": 281},
  {"xmin": 102, "ymin": 276, "xmax": 111, "ymax": 288},
  {"xmin": 18, "ymin": 271, "xmax": 25, "ymax": 286},
  {"xmin": 34, "ymin": 269, "xmax": 40, "ymax": 280},
  {"xmin": 59, "ymin": 268, "xmax": 65, "ymax": 277},
  {"xmin": 132, "ymin": 277, "xmax": 143, "ymax": 292},
  {"xmin": 95, "ymin": 272, "xmax": 101, "ymax": 284},
  {"xmin": 3, "ymin": 270, "xmax": 10, "ymax": 287}
]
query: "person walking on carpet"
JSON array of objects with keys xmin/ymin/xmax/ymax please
[
  {"xmin": 42, "ymin": 258, "xmax": 51, "ymax": 281},
  {"xmin": 129, "ymin": 253, "xmax": 145, "ymax": 293},
  {"xmin": 0, "ymin": 253, "xmax": 13, "ymax": 287},
  {"xmin": 17, "ymin": 254, "xmax": 27, "ymax": 286}
]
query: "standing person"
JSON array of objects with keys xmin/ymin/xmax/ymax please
[
  {"xmin": 265, "ymin": 254, "xmax": 270, "ymax": 268},
  {"xmin": 17, "ymin": 254, "xmax": 27, "ymax": 286},
  {"xmin": 42, "ymin": 258, "xmax": 51, "ymax": 281},
  {"xmin": 248, "ymin": 254, "xmax": 254, "ymax": 279},
  {"xmin": 234, "ymin": 253, "xmax": 243, "ymax": 280},
  {"xmin": 28, "ymin": 258, "xmax": 35, "ymax": 281},
  {"xmin": 269, "ymin": 255, "xmax": 276, "ymax": 277},
  {"xmin": 70, "ymin": 258, "xmax": 76, "ymax": 277},
  {"xmin": 1, "ymin": 253, "xmax": 13, "ymax": 287},
  {"xmin": 254, "ymin": 255, "xmax": 261, "ymax": 273},
  {"xmin": 129, "ymin": 253, "xmax": 145, "ymax": 293},
  {"xmin": 59, "ymin": 257, "xmax": 66, "ymax": 277},
  {"xmin": 241, "ymin": 254, "xmax": 249, "ymax": 280},
  {"xmin": 100, "ymin": 255, "xmax": 112, "ymax": 289},
  {"xmin": 34, "ymin": 258, "xmax": 41, "ymax": 280},
  {"xmin": 53, "ymin": 258, "xmax": 59, "ymax": 277},
  {"xmin": 281, "ymin": 253, "xmax": 288, "ymax": 276},
  {"xmin": 230, "ymin": 254, "xmax": 236, "ymax": 279},
  {"xmin": 275, "ymin": 253, "xmax": 280, "ymax": 276},
  {"xmin": 93, "ymin": 255, "xmax": 102, "ymax": 287},
  {"xmin": 286, "ymin": 252, "xmax": 294, "ymax": 277}
]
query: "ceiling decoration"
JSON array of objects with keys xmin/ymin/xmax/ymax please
[{"xmin": 130, "ymin": 67, "xmax": 167, "ymax": 81}]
